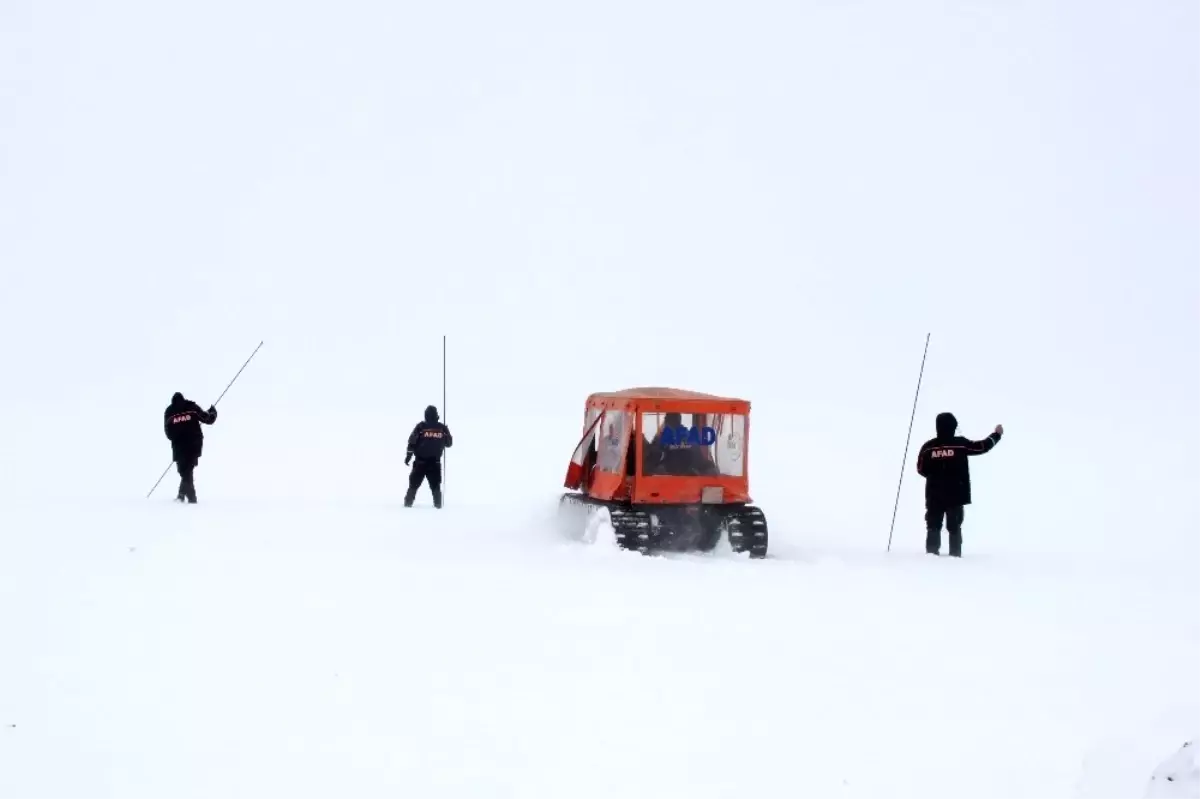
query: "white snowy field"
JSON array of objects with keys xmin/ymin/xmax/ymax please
[
  {"xmin": 3, "ymin": 0, "xmax": 1198, "ymax": 795},
  {"xmin": 0, "ymin": 495, "xmax": 1195, "ymax": 798}
]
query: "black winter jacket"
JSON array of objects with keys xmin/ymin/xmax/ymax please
[
  {"xmin": 164, "ymin": 393, "xmax": 217, "ymax": 461},
  {"xmin": 407, "ymin": 405, "xmax": 452, "ymax": 462},
  {"xmin": 915, "ymin": 412, "xmax": 1001, "ymax": 507}
]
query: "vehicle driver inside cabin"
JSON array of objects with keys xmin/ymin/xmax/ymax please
[{"xmin": 645, "ymin": 412, "xmax": 719, "ymax": 476}]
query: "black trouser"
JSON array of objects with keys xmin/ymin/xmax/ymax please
[
  {"xmin": 176, "ymin": 456, "xmax": 198, "ymax": 503},
  {"xmin": 925, "ymin": 501, "xmax": 964, "ymax": 556},
  {"xmin": 405, "ymin": 458, "xmax": 442, "ymax": 507}
]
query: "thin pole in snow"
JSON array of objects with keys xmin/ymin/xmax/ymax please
[{"xmin": 887, "ymin": 333, "xmax": 930, "ymax": 552}]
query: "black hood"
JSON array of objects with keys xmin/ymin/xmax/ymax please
[
  {"xmin": 936, "ymin": 412, "xmax": 957, "ymax": 438},
  {"xmin": 424, "ymin": 405, "xmax": 439, "ymax": 423}
]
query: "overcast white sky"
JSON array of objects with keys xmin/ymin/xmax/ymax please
[{"xmin": 1, "ymin": 0, "xmax": 1196, "ymax": 557}]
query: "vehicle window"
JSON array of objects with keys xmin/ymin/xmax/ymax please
[
  {"xmin": 597, "ymin": 410, "xmax": 630, "ymax": 473},
  {"xmin": 640, "ymin": 411, "xmax": 732, "ymax": 476},
  {"xmin": 711, "ymin": 413, "xmax": 746, "ymax": 477}
]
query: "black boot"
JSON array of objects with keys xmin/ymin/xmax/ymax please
[
  {"xmin": 176, "ymin": 459, "xmax": 198, "ymax": 504},
  {"xmin": 925, "ymin": 507, "xmax": 943, "ymax": 555},
  {"xmin": 181, "ymin": 474, "xmax": 197, "ymax": 504}
]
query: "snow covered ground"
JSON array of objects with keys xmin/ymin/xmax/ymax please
[
  {"xmin": 3, "ymin": 0, "xmax": 1197, "ymax": 795},
  {"xmin": 1, "ymin": 495, "xmax": 1195, "ymax": 798}
]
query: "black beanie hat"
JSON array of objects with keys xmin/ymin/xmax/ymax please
[{"xmin": 936, "ymin": 412, "xmax": 957, "ymax": 437}]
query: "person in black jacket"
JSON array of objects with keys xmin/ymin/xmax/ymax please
[
  {"xmin": 915, "ymin": 412, "xmax": 1003, "ymax": 557},
  {"xmin": 404, "ymin": 404, "xmax": 452, "ymax": 508},
  {"xmin": 164, "ymin": 392, "xmax": 218, "ymax": 503}
]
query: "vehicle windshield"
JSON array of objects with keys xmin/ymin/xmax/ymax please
[{"xmin": 639, "ymin": 411, "xmax": 745, "ymax": 477}]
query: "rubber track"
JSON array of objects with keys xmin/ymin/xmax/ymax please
[
  {"xmin": 723, "ymin": 505, "xmax": 768, "ymax": 558},
  {"xmin": 609, "ymin": 507, "xmax": 654, "ymax": 554},
  {"xmin": 560, "ymin": 495, "xmax": 656, "ymax": 554},
  {"xmin": 560, "ymin": 494, "xmax": 767, "ymax": 558}
]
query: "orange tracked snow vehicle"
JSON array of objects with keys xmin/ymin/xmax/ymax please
[{"xmin": 559, "ymin": 387, "xmax": 768, "ymax": 557}]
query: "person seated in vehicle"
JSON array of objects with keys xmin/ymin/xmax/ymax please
[
  {"xmin": 647, "ymin": 413, "xmax": 684, "ymax": 449},
  {"xmin": 640, "ymin": 413, "xmax": 677, "ymax": 474},
  {"xmin": 647, "ymin": 412, "xmax": 719, "ymax": 476}
]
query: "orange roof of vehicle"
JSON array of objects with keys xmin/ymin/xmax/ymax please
[{"xmin": 587, "ymin": 386, "xmax": 748, "ymax": 402}]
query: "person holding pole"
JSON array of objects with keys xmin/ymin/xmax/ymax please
[
  {"xmin": 164, "ymin": 392, "xmax": 218, "ymax": 504},
  {"xmin": 404, "ymin": 405, "xmax": 452, "ymax": 509},
  {"xmin": 915, "ymin": 412, "xmax": 1003, "ymax": 557},
  {"xmin": 145, "ymin": 341, "xmax": 262, "ymax": 500}
]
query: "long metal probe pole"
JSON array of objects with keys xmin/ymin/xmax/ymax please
[{"xmin": 887, "ymin": 333, "xmax": 930, "ymax": 552}]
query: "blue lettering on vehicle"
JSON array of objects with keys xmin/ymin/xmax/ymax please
[{"xmin": 660, "ymin": 425, "xmax": 717, "ymax": 447}]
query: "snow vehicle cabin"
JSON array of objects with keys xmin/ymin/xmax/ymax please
[{"xmin": 559, "ymin": 387, "xmax": 768, "ymax": 557}]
